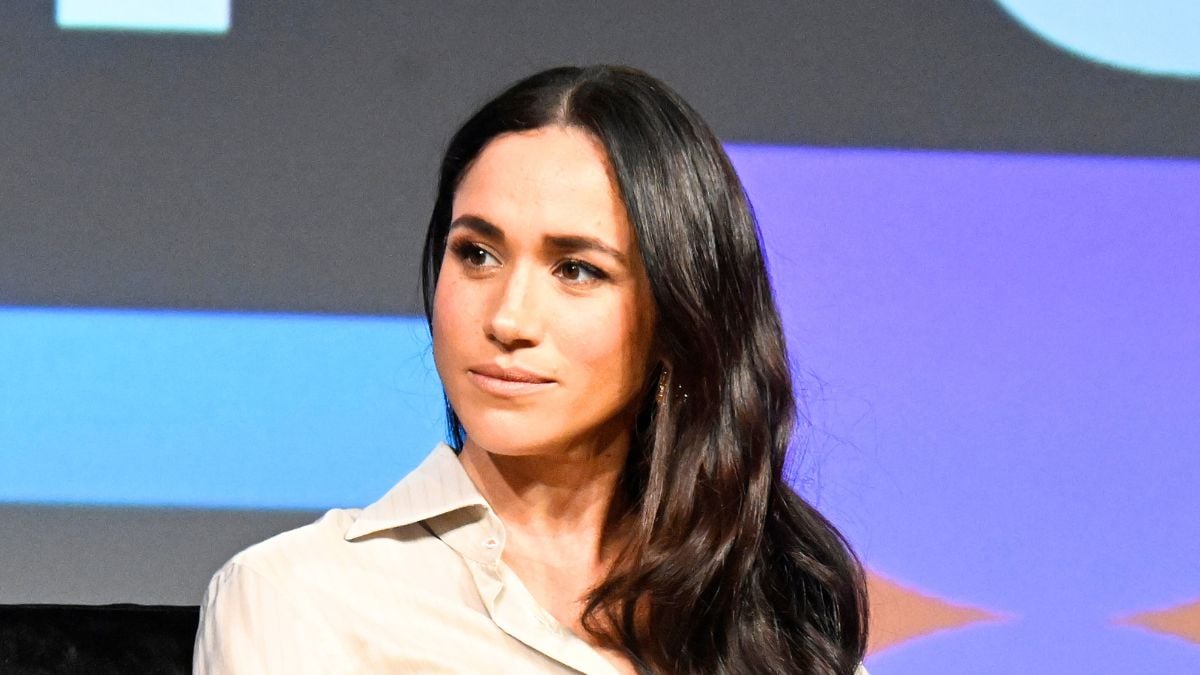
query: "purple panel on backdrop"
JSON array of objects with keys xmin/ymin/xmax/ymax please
[{"xmin": 728, "ymin": 146, "xmax": 1200, "ymax": 675}]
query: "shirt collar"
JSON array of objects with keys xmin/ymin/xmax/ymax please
[{"xmin": 344, "ymin": 442, "xmax": 490, "ymax": 541}]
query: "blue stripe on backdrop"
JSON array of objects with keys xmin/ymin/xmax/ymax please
[
  {"xmin": 56, "ymin": 0, "xmax": 231, "ymax": 34},
  {"xmin": 0, "ymin": 308, "xmax": 444, "ymax": 509}
]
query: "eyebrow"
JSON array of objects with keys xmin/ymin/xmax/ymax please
[
  {"xmin": 448, "ymin": 215, "xmax": 503, "ymax": 240},
  {"xmin": 449, "ymin": 215, "xmax": 628, "ymax": 265}
]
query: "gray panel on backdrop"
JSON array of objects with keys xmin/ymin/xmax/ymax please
[{"xmin": 0, "ymin": 505, "xmax": 318, "ymax": 605}]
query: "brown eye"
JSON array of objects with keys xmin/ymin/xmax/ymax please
[
  {"xmin": 450, "ymin": 241, "xmax": 499, "ymax": 268},
  {"xmin": 555, "ymin": 260, "xmax": 605, "ymax": 284},
  {"xmin": 466, "ymin": 246, "xmax": 491, "ymax": 266}
]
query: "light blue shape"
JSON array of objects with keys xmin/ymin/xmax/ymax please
[
  {"xmin": 56, "ymin": 0, "xmax": 230, "ymax": 34},
  {"xmin": 0, "ymin": 307, "xmax": 446, "ymax": 510},
  {"xmin": 994, "ymin": 0, "xmax": 1200, "ymax": 78}
]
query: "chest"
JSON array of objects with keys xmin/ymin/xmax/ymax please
[{"xmin": 311, "ymin": 528, "xmax": 621, "ymax": 674}]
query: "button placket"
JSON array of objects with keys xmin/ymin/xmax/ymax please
[{"xmin": 480, "ymin": 511, "xmax": 507, "ymax": 564}]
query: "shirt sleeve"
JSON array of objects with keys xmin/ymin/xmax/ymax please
[{"xmin": 193, "ymin": 560, "xmax": 352, "ymax": 674}]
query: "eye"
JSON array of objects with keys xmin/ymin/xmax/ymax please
[
  {"xmin": 555, "ymin": 259, "xmax": 607, "ymax": 284},
  {"xmin": 450, "ymin": 241, "xmax": 500, "ymax": 269}
]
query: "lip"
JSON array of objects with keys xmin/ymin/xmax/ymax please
[{"xmin": 467, "ymin": 363, "xmax": 556, "ymax": 397}]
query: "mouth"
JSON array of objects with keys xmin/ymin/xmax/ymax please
[{"xmin": 467, "ymin": 364, "xmax": 556, "ymax": 397}]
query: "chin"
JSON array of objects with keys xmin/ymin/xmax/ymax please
[
  {"xmin": 459, "ymin": 426, "xmax": 559, "ymax": 458},
  {"xmin": 450, "ymin": 404, "xmax": 547, "ymax": 454},
  {"xmin": 456, "ymin": 404, "xmax": 637, "ymax": 461}
]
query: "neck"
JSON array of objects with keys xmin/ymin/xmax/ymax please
[
  {"xmin": 458, "ymin": 434, "xmax": 630, "ymax": 548},
  {"xmin": 459, "ymin": 433, "xmax": 635, "ymax": 660}
]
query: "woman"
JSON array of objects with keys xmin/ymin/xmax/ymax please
[{"xmin": 196, "ymin": 65, "xmax": 868, "ymax": 674}]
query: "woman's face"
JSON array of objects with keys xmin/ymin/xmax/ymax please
[{"xmin": 432, "ymin": 126, "xmax": 656, "ymax": 459}]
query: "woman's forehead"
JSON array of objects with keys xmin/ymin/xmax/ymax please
[{"xmin": 451, "ymin": 127, "xmax": 633, "ymax": 246}]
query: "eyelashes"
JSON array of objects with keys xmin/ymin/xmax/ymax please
[
  {"xmin": 449, "ymin": 240, "xmax": 499, "ymax": 269},
  {"xmin": 447, "ymin": 239, "xmax": 609, "ymax": 286},
  {"xmin": 554, "ymin": 260, "xmax": 606, "ymax": 284}
]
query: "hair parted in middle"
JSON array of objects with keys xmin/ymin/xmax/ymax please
[{"xmin": 420, "ymin": 65, "xmax": 868, "ymax": 675}]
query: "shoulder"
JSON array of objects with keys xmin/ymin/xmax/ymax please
[
  {"xmin": 202, "ymin": 497, "xmax": 481, "ymax": 609},
  {"xmin": 195, "ymin": 508, "xmax": 467, "ymax": 672},
  {"xmin": 217, "ymin": 508, "xmax": 360, "ymax": 584},
  {"xmin": 195, "ymin": 511, "xmax": 366, "ymax": 672},
  {"xmin": 198, "ymin": 508, "xmax": 372, "ymax": 637},
  {"xmin": 205, "ymin": 442, "xmax": 485, "ymax": 601},
  {"xmin": 207, "ymin": 506, "xmax": 459, "ymax": 597}
]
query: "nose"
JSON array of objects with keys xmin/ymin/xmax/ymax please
[{"xmin": 485, "ymin": 264, "xmax": 544, "ymax": 350}]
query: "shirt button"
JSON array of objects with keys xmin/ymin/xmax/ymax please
[{"xmin": 483, "ymin": 537, "xmax": 499, "ymax": 550}]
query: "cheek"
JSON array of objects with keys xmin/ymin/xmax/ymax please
[
  {"xmin": 431, "ymin": 275, "xmax": 473, "ymax": 368},
  {"xmin": 563, "ymin": 298, "xmax": 655, "ymax": 386}
]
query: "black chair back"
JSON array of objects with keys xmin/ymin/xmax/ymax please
[{"xmin": 0, "ymin": 604, "xmax": 199, "ymax": 675}]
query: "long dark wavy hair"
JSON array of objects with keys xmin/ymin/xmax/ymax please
[{"xmin": 420, "ymin": 65, "xmax": 868, "ymax": 674}]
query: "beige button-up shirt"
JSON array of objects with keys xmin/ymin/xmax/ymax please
[
  {"xmin": 195, "ymin": 443, "xmax": 620, "ymax": 673},
  {"xmin": 195, "ymin": 443, "xmax": 868, "ymax": 674}
]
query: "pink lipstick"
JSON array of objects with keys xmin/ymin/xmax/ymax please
[{"xmin": 467, "ymin": 364, "xmax": 556, "ymax": 397}]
